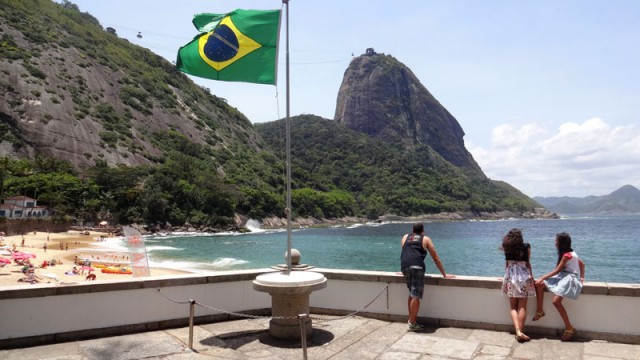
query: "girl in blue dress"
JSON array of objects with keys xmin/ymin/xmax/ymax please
[{"xmin": 533, "ymin": 232, "xmax": 586, "ymax": 341}]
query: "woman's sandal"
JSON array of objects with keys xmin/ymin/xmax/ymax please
[
  {"xmin": 532, "ymin": 311, "xmax": 545, "ymax": 321},
  {"xmin": 561, "ymin": 327, "xmax": 576, "ymax": 341},
  {"xmin": 515, "ymin": 330, "xmax": 531, "ymax": 342}
]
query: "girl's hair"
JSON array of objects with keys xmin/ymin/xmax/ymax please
[
  {"xmin": 556, "ymin": 232, "xmax": 573, "ymax": 265},
  {"xmin": 502, "ymin": 228, "xmax": 526, "ymax": 260}
]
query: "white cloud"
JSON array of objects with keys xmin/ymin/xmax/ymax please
[{"xmin": 468, "ymin": 118, "xmax": 640, "ymax": 197}]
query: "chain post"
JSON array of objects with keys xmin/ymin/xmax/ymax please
[
  {"xmin": 298, "ymin": 313, "xmax": 309, "ymax": 360},
  {"xmin": 188, "ymin": 299, "xmax": 196, "ymax": 350}
]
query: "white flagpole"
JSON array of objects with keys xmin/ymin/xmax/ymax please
[{"xmin": 283, "ymin": 0, "xmax": 292, "ymax": 275}]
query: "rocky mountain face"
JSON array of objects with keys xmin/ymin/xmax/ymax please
[
  {"xmin": 0, "ymin": 0, "xmax": 263, "ymax": 169},
  {"xmin": 335, "ymin": 50, "xmax": 482, "ymax": 172},
  {"xmin": 534, "ymin": 185, "xmax": 640, "ymax": 214}
]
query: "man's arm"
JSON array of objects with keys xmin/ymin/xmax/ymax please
[
  {"xmin": 423, "ymin": 237, "xmax": 455, "ymax": 278},
  {"xmin": 400, "ymin": 234, "xmax": 408, "ymax": 247}
]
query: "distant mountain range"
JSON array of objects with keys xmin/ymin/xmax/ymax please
[{"xmin": 534, "ymin": 185, "xmax": 640, "ymax": 214}]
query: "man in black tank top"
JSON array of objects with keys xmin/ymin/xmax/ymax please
[{"xmin": 401, "ymin": 223, "xmax": 455, "ymax": 331}]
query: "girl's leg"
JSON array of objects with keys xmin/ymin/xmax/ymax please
[
  {"xmin": 552, "ymin": 295, "xmax": 572, "ymax": 330},
  {"xmin": 509, "ymin": 297, "xmax": 520, "ymax": 332},
  {"xmin": 509, "ymin": 298, "xmax": 530, "ymax": 341},
  {"xmin": 517, "ymin": 298, "xmax": 530, "ymax": 340},
  {"xmin": 533, "ymin": 282, "xmax": 546, "ymax": 320}
]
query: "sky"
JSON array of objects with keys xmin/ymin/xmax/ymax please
[{"xmin": 61, "ymin": 0, "xmax": 640, "ymax": 198}]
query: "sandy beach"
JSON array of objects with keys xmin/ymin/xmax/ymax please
[{"xmin": 0, "ymin": 230, "xmax": 189, "ymax": 287}]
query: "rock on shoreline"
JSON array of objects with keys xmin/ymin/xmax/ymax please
[
  {"xmin": 127, "ymin": 208, "xmax": 558, "ymax": 234},
  {"xmin": 259, "ymin": 208, "xmax": 558, "ymax": 229}
]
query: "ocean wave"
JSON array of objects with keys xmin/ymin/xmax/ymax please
[
  {"xmin": 146, "ymin": 245, "xmax": 181, "ymax": 252},
  {"xmin": 91, "ymin": 237, "xmax": 128, "ymax": 251},
  {"xmin": 147, "ymin": 259, "xmax": 207, "ymax": 273},
  {"xmin": 209, "ymin": 257, "xmax": 249, "ymax": 268}
]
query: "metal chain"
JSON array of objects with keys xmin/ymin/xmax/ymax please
[
  {"xmin": 156, "ymin": 288, "xmax": 193, "ymax": 305},
  {"xmin": 196, "ymin": 301, "xmax": 298, "ymax": 320},
  {"xmin": 157, "ymin": 283, "xmax": 389, "ymax": 322},
  {"xmin": 310, "ymin": 284, "xmax": 389, "ymax": 322}
]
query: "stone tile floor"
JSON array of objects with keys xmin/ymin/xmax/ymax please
[{"xmin": 1, "ymin": 315, "xmax": 639, "ymax": 359}]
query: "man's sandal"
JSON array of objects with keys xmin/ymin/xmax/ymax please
[
  {"xmin": 532, "ymin": 311, "xmax": 545, "ymax": 321},
  {"xmin": 561, "ymin": 327, "xmax": 576, "ymax": 341}
]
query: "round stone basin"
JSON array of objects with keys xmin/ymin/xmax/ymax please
[
  {"xmin": 254, "ymin": 271, "xmax": 327, "ymax": 293},
  {"xmin": 253, "ymin": 271, "xmax": 327, "ymax": 340}
]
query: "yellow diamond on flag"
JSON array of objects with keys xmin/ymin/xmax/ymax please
[{"xmin": 198, "ymin": 16, "xmax": 262, "ymax": 71}]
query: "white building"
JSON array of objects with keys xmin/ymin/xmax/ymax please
[{"xmin": 0, "ymin": 196, "xmax": 49, "ymax": 219}]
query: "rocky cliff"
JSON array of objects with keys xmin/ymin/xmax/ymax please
[
  {"xmin": 0, "ymin": 0, "xmax": 263, "ymax": 169},
  {"xmin": 335, "ymin": 51, "xmax": 482, "ymax": 172}
]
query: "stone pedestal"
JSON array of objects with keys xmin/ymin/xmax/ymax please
[{"xmin": 253, "ymin": 271, "xmax": 327, "ymax": 340}]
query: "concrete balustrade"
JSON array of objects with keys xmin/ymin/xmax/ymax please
[{"xmin": 0, "ymin": 268, "xmax": 638, "ymax": 349}]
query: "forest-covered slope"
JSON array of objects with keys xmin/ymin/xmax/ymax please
[{"xmin": 257, "ymin": 115, "xmax": 541, "ymax": 218}]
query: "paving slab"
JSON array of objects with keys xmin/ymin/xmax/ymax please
[
  {"xmin": 539, "ymin": 338, "xmax": 584, "ymax": 359},
  {"xmin": 1, "ymin": 342, "xmax": 82, "ymax": 360},
  {"xmin": 473, "ymin": 355, "xmax": 509, "ymax": 360},
  {"xmin": 468, "ymin": 329, "xmax": 517, "ymax": 347},
  {"xmin": 510, "ymin": 340, "xmax": 545, "ymax": 360},
  {"xmin": 478, "ymin": 344, "xmax": 512, "ymax": 357},
  {"xmin": 584, "ymin": 341, "xmax": 640, "ymax": 359},
  {"xmin": 379, "ymin": 350, "xmax": 421, "ymax": 360},
  {"xmin": 148, "ymin": 350, "xmax": 213, "ymax": 360},
  {"xmin": 199, "ymin": 318, "xmax": 269, "ymax": 337},
  {"xmin": 391, "ymin": 333, "xmax": 481, "ymax": 359},
  {"xmin": 329, "ymin": 321, "xmax": 404, "ymax": 360},
  {"xmin": 165, "ymin": 325, "xmax": 226, "ymax": 353},
  {"xmin": 428, "ymin": 326, "xmax": 475, "ymax": 340},
  {"xmin": 79, "ymin": 331, "xmax": 187, "ymax": 360},
  {"xmin": 316, "ymin": 317, "xmax": 386, "ymax": 355}
]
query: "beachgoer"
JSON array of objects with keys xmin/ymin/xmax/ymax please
[
  {"xmin": 501, "ymin": 228, "xmax": 536, "ymax": 342},
  {"xmin": 43, "ymin": 243, "xmax": 47, "ymax": 253},
  {"xmin": 533, "ymin": 232, "xmax": 586, "ymax": 341},
  {"xmin": 21, "ymin": 236, "xmax": 25, "ymax": 247},
  {"xmin": 400, "ymin": 223, "xmax": 455, "ymax": 332},
  {"xmin": 86, "ymin": 273, "xmax": 96, "ymax": 281}
]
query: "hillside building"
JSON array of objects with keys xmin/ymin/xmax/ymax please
[{"xmin": 0, "ymin": 196, "xmax": 49, "ymax": 219}]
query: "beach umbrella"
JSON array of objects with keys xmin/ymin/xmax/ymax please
[{"xmin": 11, "ymin": 252, "xmax": 36, "ymax": 260}]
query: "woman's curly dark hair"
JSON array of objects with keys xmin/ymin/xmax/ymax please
[{"xmin": 502, "ymin": 228, "xmax": 527, "ymax": 261}]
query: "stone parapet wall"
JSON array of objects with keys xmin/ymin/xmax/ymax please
[{"xmin": 0, "ymin": 269, "xmax": 638, "ymax": 349}]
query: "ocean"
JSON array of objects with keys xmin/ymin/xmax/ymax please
[{"xmin": 99, "ymin": 215, "xmax": 640, "ymax": 284}]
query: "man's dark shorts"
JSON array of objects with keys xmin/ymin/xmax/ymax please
[{"xmin": 401, "ymin": 265, "xmax": 425, "ymax": 299}]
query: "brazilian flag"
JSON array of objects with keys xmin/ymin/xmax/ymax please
[{"xmin": 177, "ymin": 9, "xmax": 281, "ymax": 85}]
